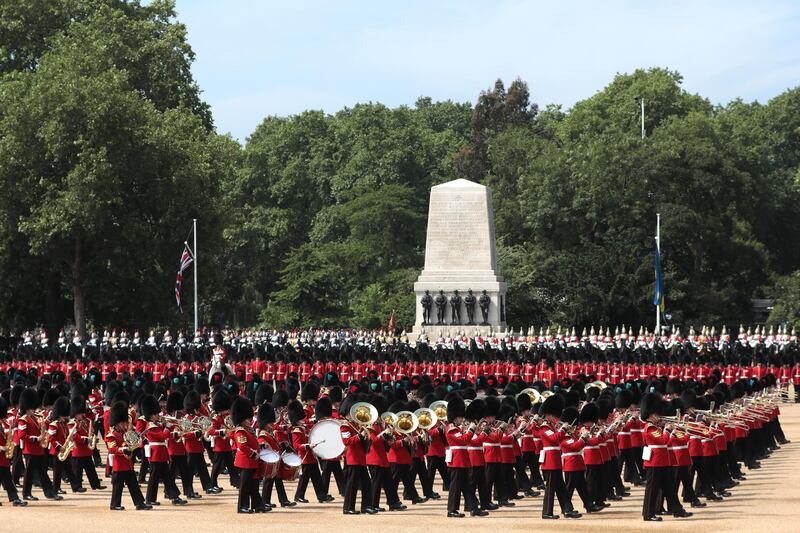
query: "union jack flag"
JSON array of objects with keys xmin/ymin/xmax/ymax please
[{"xmin": 175, "ymin": 246, "xmax": 193, "ymax": 311}]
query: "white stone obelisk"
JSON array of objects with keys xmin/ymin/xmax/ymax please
[{"xmin": 411, "ymin": 179, "xmax": 507, "ymax": 340}]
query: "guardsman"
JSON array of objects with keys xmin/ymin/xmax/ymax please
[
  {"xmin": 106, "ymin": 401, "xmax": 150, "ymax": 511},
  {"xmin": 69, "ymin": 396, "xmax": 105, "ymax": 491},
  {"xmin": 338, "ymin": 396, "xmax": 376, "ymax": 515},
  {"xmin": 18, "ymin": 388, "xmax": 60, "ymax": 501},
  {"xmin": 539, "ymin": 394, "xmax": 579, "ymax": 519},
  {"xmin": 141, "ymin": 394, "xmax": 187, "ymax": 506},
  {"xmin": 0, "ymin": 397, "xmax": 25, "ymax": 506},
  {"xmin": 232, "ymin": 396, "xmax": 268, "ymax": 513},
  {"xmin": 444, "ymin": 395, "xmax": 480, "ymax": 517}
]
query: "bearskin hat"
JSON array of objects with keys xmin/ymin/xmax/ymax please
[
  {"xmin": 70, "ymin": 395, "xmax": 87, "ymax": 417},
  {"xmin": 338, "ymin": 393, "xmax": 359, "ymax": 418},
  {"xmin": 328, "ymin": 386, "xmax": 343, "ymax": 404},
  {"xmin": 42, "ymin": 388, "xmax": 60, "ymax": 408},
  {"xmin": 315, "ymin": 397, "xmax": 333, "ymax": 419},
  {"xmin": 496, "ymin": 404, "xmax": 516, "ymax": 423},
  {"xmin": 109, "ymin": 401, "xmax": 129, "ymax": 427},
  {"xmin": 140, "ymin": 394, "xmax": 160, "ymax": 420},
  {"xmin": 18, "ymin": 388, "xmax": 39, "ymax": 413},
  {"xmin": 680, "ymin": 390, "xmax": 697, "ymax": 410},
  {"xmin": 516, "ymin": 392, "xmax": 532, "ymax": 413},
  {"xmin": 466, "ymin": 398, "xmax": 486, "ymax": 421},
  {"xmin": 560, "ymin": 406, "xmax": 579, "ymax": 425},
  {"xmin": 166, "ymin": 391, "xmax": 183, "ymax": 415},
  {"xmin": 597, "ymin": 398, "xmax": 612, "ymax": 419},
  {"xmin": 540, "ymin": 394, "xmax": 565, "ymax": 418},
  {"xmin": 231, "ymin": 396, "xmax": 253, "ymax": 426},
  {"xmin": 254, "ymin": 383, "xmax": 274, "ymax": 406},
  {"xmin": 446, "ymin": 395, "xmax": 466, "ymax": 421},
  {"xmin": 0, "ymin": 398, "xmax": 7, "ymax": 419},
  {"xmin": 184, "ymin": 390, "xmax": 201, "ymax": 413},
  {"xmin": 640, "ymin": 392, "xmax": 663, "ymax": 421},
  {"xmin": 300, "ymin": 381, "xmax": 320, "ymax": 403},
  {"xmin": 50, "ymin": 396, "xmax": 70, "ymax": 420},
  {"xmin": 257, "ymin": 403, "xmax": 276, "ymax": 428},
  {"xmin": 212, "ymin": 389, "xmax": 232, "ymax": 412},
  {"xmin": 579, "ymin": 401, "xmax": 599, "ymax": 424},
  {"xmin": 615, "ymin": 389, "xmax": 632, "ymax": 410},
  {"xmin": 287, "ymin": 400, "xmax": 305, "ymax": 426},
  {"xmin": 195, "ymin": 378, "xmax": 210, "ymax": 396},
  {"xmin": 484, "ymin": 395, "xmax": 501, "ymax": 418},
  {"xmin": 666, "ymin": 378, "xmax": 683, "ymax": 396}
]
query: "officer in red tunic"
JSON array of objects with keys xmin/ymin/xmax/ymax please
[
  {"xmin": 18, "ymin": 388, "xmax": 60, "ymax": 501},
  {"xmin": 338, "ymin": 396, "xmax": 377, "ymax": 515},
  {"xmin": 232, "ymin": 396, "xmax": 269, "ymax": 513},
  {"xmin": 105, "ymin": 401, "xmax": 150, "ymax": 511},
  {"xmin": 444, "ymin": 395, "xmax": 482, "ymax": 517},
  {"xmin": 640, "ymin": 392, "xmax": 691, "ymax": 521},
  {"xmin": 539, "ymin": 393, "xmax": 579, "ymax": 519}
]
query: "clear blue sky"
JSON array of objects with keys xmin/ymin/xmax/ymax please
[{"xmin": 174, "ymin": 0, "xmax": 800, "ymax": 142}]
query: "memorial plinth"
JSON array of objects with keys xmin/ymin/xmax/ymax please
[{"xmin": 411, "ymin": 179, "xmax": 507, "ymax": 341}]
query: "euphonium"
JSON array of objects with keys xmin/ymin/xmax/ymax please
[
  {"xmin": 393, "ymin": 411, "xmax": 419, "ymax": 434},
  {"xmin": 349, "ymin": 402, "xmax": 378, "ymax": 426},
  {"xmin": 414, "ymin": 408, "xmax": 437, "ymax": 430},
  {"xmin": 429, "ymin": 400, "xmax": 448, "ymax": 422}
]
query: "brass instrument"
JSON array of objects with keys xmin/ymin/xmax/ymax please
[
  {"xmin": 88, "ymin": 418, "xmax": 99, "ymax": 450},
  {"xmin": 393, "ymin": 411, "xmax": 419, "ymax": 434},
  {"xmin": 39, "ymin": 416, "xmax": 49, "ymax": 449},
  {"xmin": 123, "ymin": 429, "xmax": 143, "ymax": 453},
  {"xmin": 3, "ymin": 426, "xmax": 15, "ymax": 459},
  {"xmin": 429, "ymin": 400, "xmax": 448, "ymax": 422},
  {"xmin": 520, "ymin": 387, "xmax": 543, "ymax": 405},
  {"xmin": 349, "ymin": 402, "xmax": 378, "ymax": 426},
  {"xmin": 58, "ymin": 424, "xmax": 78, "ymax": 462},
  {"xmin": 224, "ymin": 415, "xmax": 235, "ymax": 431},
  {"xmin": 414, "ymin": 408, "xmax": 437, "ymax": 430},
  {"xmin": 381, "ymin": 412, "xmax": 398, "ymax": 426},
  {"xmin": 541, "ymin": 390, "xmax": 554, "ymax": 400}
]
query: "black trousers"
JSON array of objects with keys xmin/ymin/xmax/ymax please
[
  {"xmin": 522, "ymin": 451, "xmax": 543, "ymax": 485},
  {"xmin": 111, "ymin": 470, "xmax": 145, "ymax": 508},
  {"xmin": 565, "ymin": 470, "xmax": 593, "ymax": 510},
  {"xmin": 0, "ymin": 466, "xmax": 19, "ymax": 501},
  {"xmin": 447, "ymin": 467, "xmax": 474, "ymax": 513},
  {"xmin": 295, "ymin": 463, "xmax": 325, "ymax": 500},
  {"xmin": 585, "ymin": 463, "xmax": 605, "ymax": 504},
  {"xmin": 622, "ymin": 448, "xmax": 641, "ymax": 481},
  {"xmin": 391, "ymin": 463, "xmax": 419, "ymax": 501},
  {"xmin": 426, "ymin": 456, "xmax": 450, "ymax": 491},
  {"xmin": 51, "ymin": 456, "xmax": 76, "ymax": 492},
  {"xmin": 136, "ymin": 449, "xmax": 149, "ymax": 483},
  {"xmin": 238, "ymin": 468, "xmax": 263, "ymax": 511},
  {"xmin": 146, "ymin": 461, "xmax": 180, "ymax": 502},
  {"xmin": 11, "ymin": 448, "xmax": 23, "ymax": 485},
  {"xmin": 486, "ymin": 462, "xmax": 508, "ymax": 502},
  {"xmin": 72, "ymin": 456, "xmax": 102, "ymax": 489},
  {"xmin": 187, "ymin": 452, "xmax": 212, "ymax": 490},
  {"xmin": 691, "ymin": 456, "xmax": 714, "ymax": 497},
  {"xmin": 642, "ymin": 466, "xmax": 682, "ymax": 518},
  {"xmin": 471, "ymin": 466, "xmax": 491, "ymax": 509},
  {"xmin": 321, "ymin": 459, "xmax": 344, "ymax": 496},
  {"xmin": 170, "ymin": 455, "xmax": 194, "ymax": 495},
  {"xmin": 514, "ymin": 455, "xmax": 531, "ymax": 491},
  {"xmin": 502, "ymin": 462, "xmax": 519, "ymax": 497},
  {"xmin": 368, "ymin": 465, "xmax": 399, "ymax": 507},
  {"xmin": 22, "ymin": 454, "xmax": 54, "ymax": 498},
  {"xmin": 676, "ymin": 465, "xmax": 697, "ymax": 502},
  {"xmin": 262, "ymin": 477, "xmax": 289, "ymax": 504},
  {"xmin": 542, "ymin": 469, "xmax": 572, "ymax": 515},
  {"xmin": 411, "ymin": 458, "xmax": 433, "ymax": 497},
  {"xmin": 211, "ymin": 450, "xmax": 239, "ymax": 488},
  {"xmin": 343, "ymin": 465, "xmax": 371, "ymax": 512}
]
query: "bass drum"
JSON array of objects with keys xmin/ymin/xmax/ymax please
[
  {"xmin": 259, "ymin": 449, "xmax": 281, "ymax": 479},
  {"xmin": 279, "ymin": 451, "xmax": 302, "ymax": 481},
  {"xmin": 309, "ymin": 419, "xmax": 345, "ymax": 460}
]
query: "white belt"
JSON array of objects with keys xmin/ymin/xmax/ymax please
[
  {"xmin": 562, "ymin": 452, "xmax": 582, "ymax": 457},
  {"xmin": 467, "ymin": 447, "xmax": 482, "ymax": 451},
  {"xmin": 449, "ymin": 446, "xmax": 468, "ymax": 450},
  {"xmin": 619, "ymin": 432, "xmax": 630, "ymax": 435},
  {"xmin": 690, "ymin": 436, "xmax": 701, "ymax": 440},
  {"xmin": 649, "ymin": 445, "xmax": 667, "ymax": 449},
  {"xmin": 631, "ymin": 429, "xmax": 644, "ymax": 432},
  {"xmin": 149, "ymin": 442, "xmax": 167, "ymax": 447},
  {"xmin": 669, "ymin": 445, "xmax": 689, "ymax": 450},
  {"xmin": 483, "ymin": 443, "xmax": 501, "ymax": 447},
  {"xmin": 520, "ymin": 435, "xmax": 534, "ymax": 440},
  {"xmin": 584, "ymin": 446, "xmax": 600, "ymax": 450},
  {"xmin": 542, "ymin": 446, "xmax": 559, "ymax": 451},
  {"xmin": 500, "ymin": 445, "xmax": 513, "ymax": 449}
]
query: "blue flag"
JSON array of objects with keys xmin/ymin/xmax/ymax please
[{"xmin": 653, "ymin": 238, "xmax": 665, "ymax": 311}]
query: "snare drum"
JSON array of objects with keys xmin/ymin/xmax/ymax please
[
  {"xmin": 279, "ymin": 451, "xmax": 302, "ymax": 481},
  {"xmin": 259, "ymin": 449, "xmax": 281, "ymax": 479}
]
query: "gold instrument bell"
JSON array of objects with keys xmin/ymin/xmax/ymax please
[
  {"xmin": 393, "ymin": 411, "xmax": 419, "ymax": 434},
  {"xmin": 586, "ymin": 380, "xmax": 608, "ymax": 392},
  {"xmin": 429, "ymin": 400, "xmax": 448, "ymax": 422},
  {"xmin": 414, "ymin": 408, "xmax": 437, "ymax": 430},
  {"xmin": 381, "ymin": 411, "xmax": 399, "ymax": 426},
  {"xmin": 521, "ymin": 387, "xmax": 543, "ymax": 405},
  {"xmin": 541, "ymin": 390, "xmax": 554, "ymax": 400},
  {"xmin": 349, "ymin": 402, "xmax": 378, "ymax": 426}
]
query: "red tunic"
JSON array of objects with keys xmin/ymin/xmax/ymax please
[{"xmin": 445, "ymin": 423, "xmax": 472, "ymax": 468}]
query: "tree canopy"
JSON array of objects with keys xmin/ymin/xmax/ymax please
[{"xmin": 1, "ymin": 4, "xmax": 799, "ymax": 333}]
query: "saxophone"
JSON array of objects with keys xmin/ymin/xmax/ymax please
[
  {"xmin": 3, "ymin": 426, "xmax": 14, "ymax": 460},
  {"xmin": 58, "ymin": 424, "xmax": 78, "ymax": 462}
]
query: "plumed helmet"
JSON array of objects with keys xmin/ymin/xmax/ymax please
[
  {"xmin": 140, "ymin": 394, "xmax": 160, "ymax": 420},
  {"xmin": 19, "ymin": 388, "xmax": 39, "ymax": 412},
  {"xmin": 287, "ymin": 400, "xmax": 305, "ymax": 425},
  {"xmin": 640, "ymin": 392, "xmax": 663, "ymax": 421},
  {"xmin": 560, "ymin": 406, "xmax": 579, "ymax": 425},
  {"xmin": 579, "ymin": 402, "xmax": 599, "ymax": 424},
  {"xmin": 231, "ymin": 396, "xmax": 253, "ymax": 426},
  {"xmin": 257, "ymin": 403, "xmax": 276, "ymax": 428},
  {"xmin": 446, "ymin": 394, "xmax": 466, "ymax": 420},
  {"xmin": 315, "ymin": 397, "xmax": 333, "ymax": 419},
  {"xmin": 465, "ymin": 398, "xmax": 486, "ymax": 421},
  {"xmin": 70, "ymin": 395, "xmax": 87, "ymax": 417},
  {"xmin": 540, "ymin": 394, "xmax": 565, "ymax": 417},
  {"xmin": 300, "ymin": 382, "xmax": 320, "ymax": 402},
  {"xmin": 50, "ymin": 396, "xmax": 70, "ymax": 420},
  {"xmin": 166, "ymin": 391, "xmax": 183, "ymax": 415},
  {"xmin": 212, "ymin": 389, "xmax": 232, "ymax": 412},
  {"xmin": 109, "ymin": 401, "xmax": 129, "ymax": 427}
]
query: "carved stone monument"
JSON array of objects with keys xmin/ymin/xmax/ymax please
[{"xmin": 411, "ymin": 179, "xmax": 507, "ymax": 341}]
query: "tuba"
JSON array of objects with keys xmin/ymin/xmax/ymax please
[
  {"xmin": 429, "ymin": 400, "xmax": 448, "ymax": 422},
  {"xmin": 414, "ymin": 408, "xmax": 437, "ymax": 430},
  {"xmin": 380, "ymin": 411, "xmax": 398, "ymax": 427},
  {"xmin": 349, "ymin": 402, "xmax": 378, "ymax": 426},
  {"xmin": 393, "ymin": 411, "xmax": 419, "ymax": 434},
  {"xmin": 521, "ymin": 387, "xmax": 543, "ymax": 405}
]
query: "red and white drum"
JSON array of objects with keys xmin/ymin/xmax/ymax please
[
  {"xmin": 279, "ymin": 451, "xmax": 302, "ymax": 481},
  {"xmin": 259, "ymin": 449, "xmax": 281, "ymax": 479}
]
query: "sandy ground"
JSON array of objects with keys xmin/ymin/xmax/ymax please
[{"xmin": 3, "ymin": 403, "xmax": 799, "ymax": 533}]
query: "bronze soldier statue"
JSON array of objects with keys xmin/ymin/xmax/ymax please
[
  {"xmin": 464, "ymin": 289, "xmax": 476, "ymax": 325},
  {"xmin": 420, "ymin": 290, "xmax": 433, "ymax": 325},
  {"xmin": 434, "ymin": 290, "xmax": 447, "ymax": 325},
  {"xmin": 449, "ymin": 290, "xmax": 462, "ymax": 325},
  {"xmin": 478, "ymin": 290, "xmax": 490, "ymax": 325}
]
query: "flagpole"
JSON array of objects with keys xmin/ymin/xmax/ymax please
[
  {"xmin": 193, "ymin": 218, "xmax": 198, "ymax": 336},
  {"xmin": 655, "ymin": 213, "xmax": 661, "ymax": 335}
]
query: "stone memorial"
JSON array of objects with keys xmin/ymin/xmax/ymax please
[{"xmin": 411, "ymin": 178, "xmax": 507, "ymax": 341}]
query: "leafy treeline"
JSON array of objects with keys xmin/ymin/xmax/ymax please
[{"xmin": 1, "ymin": 1, "xmax": 799, "ymax": 335}]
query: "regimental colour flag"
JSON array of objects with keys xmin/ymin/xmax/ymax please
[
  {"xmin": 175, "ymin": 246, "xmax": 193, "ymax": 311},
  {"xmin": 653, "ymin": 238, "xmax": 665, "ymax": 312}
]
